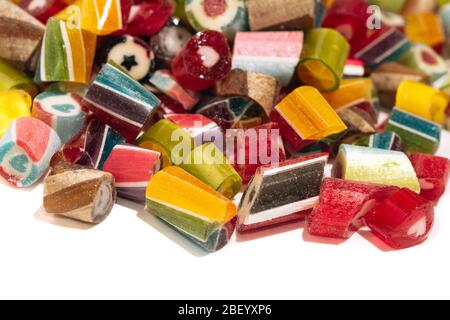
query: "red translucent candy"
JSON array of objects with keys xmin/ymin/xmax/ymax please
[
  {"xmin": 364, "ymin": 188, "xmax": 435, "ymax": 250},
  {"xmin": 307, "ymin": 178, "xmax": 399, "ymax": 239},
  {"xmin": 125, "ymin": 0, "xmax": 174, "ymax": 36},
  {"xmin": 409, "ymin": 152, "xmax": 450, "ymax": 204},
  {"xmin": 171, "ymin": 31, "xmax": 232, "ymax": 92},
  {"xmin": 19, "ymin": 0, "xmax": 68, "ymax": 24}
]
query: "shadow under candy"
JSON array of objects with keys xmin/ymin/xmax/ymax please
[
  {"xmin": 33, "ymin": 206, "xmax": 96, "ymax": 231},
  {"xmin": 236, "ymin": 220, "xmax": 306, "ymax": 242}
]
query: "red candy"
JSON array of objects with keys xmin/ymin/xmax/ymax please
[
  {"xmin": 171, "ymin": 30, "xmax": 232, "ymax": 92},
  {"xmin": 364, "ymin": 188, "xmax": 435, "ymax": 250},
  {"xmin": 125, "ymin": 0, "xmax": 175, "ymax": 37},
  {"xmin": 19, "ymin": 0, "xmax": 67, "ymax": 24},
  {"xmin": 204, "ymin": 0, "xmax": 226, "ymax": 17},
  {"xmin": 307, "ymin": 178, "xmax": 399, "ymax": 239},
  {"xmin": 409, "ymin": 152, "xmax": 450, "ymax": 204}
]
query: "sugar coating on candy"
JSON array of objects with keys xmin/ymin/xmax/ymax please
[
  {"xmin": 238, "ymin": 153, "xmax": 327, "ymax": 232},
  {"xmin": 307, "ymin": 178, "xmax": 399, "ymax": 239},
  {"xmin": 364, "ymin": 188, "xmax": 434, "ymax": 250},
  {"xmin": 44, "ymin": 164, "xmax": 116, "ymax": 224},
  {"xmin": 0, "ymin": 90, "xmax": 32, "ymax": 138},
  {"xmin": 355, "ymin": 131, "xmax": 404, "ymax": 152}
]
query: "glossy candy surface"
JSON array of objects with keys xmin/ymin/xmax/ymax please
[{"xmin": 0, "ymin": 90, "xmax": 32, "ymax": 138}]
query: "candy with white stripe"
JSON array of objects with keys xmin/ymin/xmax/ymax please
[{"xmin": 355, "ymin": 131, "xmax": 404, "ymax": 151}]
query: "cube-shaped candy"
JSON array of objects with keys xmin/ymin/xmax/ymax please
[
  {"xmin": 103, "ymin": 144, "xmax": 161, "ymax": 203},
  {"xmin": 238, "ymin": 153, "xmax": 328, "ymax": 233},
  {"xmin": 146, "ymin": 167, "xmax": 237, "ymax": 252},
  {"xmin": 85, "ymin": 61, "xmax": 161, "ymax": 142},
  {"xmin": 405, "ymin": 13, "xmax": 445, "ymax": 51},
  {"xmin": 0, "ymin": 90, "xmax": 31, "ymax": 138},
  {"xmin": 355, "ymin": 131, "xmax": 404, "ymax": 151},
  {"xmin": 409, "ymin": 152, "xmax": 450, "ymax": 203},
  {"xmin": 171, "ymin": 30, "xmax": 232, "ymax": 92},
  {"xmin": 0, "ymin": 58, "xmax": 38, "ymax": 97},
  {"xmin": 364, "ymin": 188, "xmax": 434, "ymax": 250},
  {"xmin": 44, "ymin": 163, "xmax": 116, "ymax": 224},
  {"xmin": 270, "ymin": 86, "xmax": 347, "ymax": 152},
  {"xmin": 386, "ymin": 108, "xmax": 441, "ymax": 154},
  {"xmin": 0, "ymin": 117, "xmax": 61, "ymax": 187},
  {"xmin": 334, "ymin": 144, "xmax": 420, "ymax": 193},
  {"xmin": 232, "ymin": 31, "xmax": 303, "ymax": 86},
  {"xmin": 125, "ymin": 0, "xmax": 174, "ymax": 36},
  {"xmin": 19, "ymin": 0, "xmax": 68, "ymax": 24},
  {"xmin": 307, "ymin": 178, "xmax": 399, "ymax": 239}
]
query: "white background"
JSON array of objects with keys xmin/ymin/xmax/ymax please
[{"xmin": 0, "ymin": 131, "xmax": 449, "ymax": 300}]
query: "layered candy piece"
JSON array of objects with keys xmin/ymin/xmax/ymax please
[
  {"xmin": 0, "ymin": 117, "xmax": 61, "ymax": 187},
  {"xmin": 44, "ymin": 163, "xmax": 116, "ymax": 224},
  {"xmin": 19, "ymin": 0, "xmax": 68, "ymax": 24},
  {"xmin": 307, "ymin": 178, "xmax": 399, "ymax": 239},
  {"xmin": 185, "ymin": 0, "xmax": 249, "ymax": 39},
  {"xmin": 237, "ymin": 153, "xmax": 327, "ymax": 233},
  {"xmin": 409, "ymin": 152, "xmax": 450, "ymax": 203},
  {"xmin": 355, "ymin": 131, "xmax": 404, "ymax": 151},
  {"xmin": 0, "ymin": 90, "xmax": 32, "ymax": 138},
  {"xmin": 125, "ymin": 0, "xmax": 174, "ymax": 36},
  {"xmin": 171, "ymin": 30, "xmax": 232, "ymax": 92},
  {"xmin": 232, "ymin": 31, "xmax": 303, "ymax": 86},
  {"xmin": 32, "ymin": 90, "xmax": 88, "ymax": 144},
  {"xmin": 297, "ymin": 28, "xmax": 350, "ymax": 92},
  {"xmin": 364, "ymin": 188, "xmax": 435, "ymax": 250},
  {"xmin": 334, "ymin": 144, "xmax": 420, "ymax": 193},
  {"xmin": 37, "ymin": 18, "xmax": 96, "ymax": 84},
  {"xmin": 0, "ymin": 0, "xmax": 45, "ymax": 70},
  {"xmin": 103, "ymin": 144, "xmax": 161, "ymax": 203},
  {"xmin": 344, "ymin": 59, "xmax": 365, "ymax": 78},
  {"xmin": 367, "ymin": 0, "xmax": 405, "ymax": 13},
  {"xmin": 385, "ymin": 108, "xmax": 441, "ymax": 154},
  {"xmin": 271, "ymin": 86, "xmax": 347, "ymax": 152},
  {"xmin": 246, "ymin": 0, "xmax": 317, "ymax": 31},
  {"xmin": 405, "ymin": 12, "xmax": 445, "ymax": 51},
  {"xmin": 0, "ymin": 58, "xmax": 39, "ymax": 97},
  {"xmin": 181, "ymin": 143, "xmax": 242, "ymax": 199},
  {"xmin": 85, "ymin": 61, "xmax": 161, "ymax": 142},
  {"xmin": 146, "ymin": 167, "xmax": 237, "ymax": 252}
]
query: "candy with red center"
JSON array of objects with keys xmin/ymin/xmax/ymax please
[
  {"xmin": 171, "ymin": 30, "xmax": 232, "ymax": 92},
  {"xmin": 409, "ymin": 152, "xmax": 450, "ymax": 203},
  {"xmin": 125, "ymin": 0, "xmax": 175, "ymax": 37},
  {"xmin": 364, "ymin": 188, "xmax": 435, "ymax": 250},
  {"xmin": 307, "ymin": 178, "xmax": 399, "ymax": 239},
  {"xmin": 18, "ymin": 0, "xmax": 67, "ymax": 24}
]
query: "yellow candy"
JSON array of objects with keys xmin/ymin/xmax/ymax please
[
  {"xmin": 322, "ymin": 78, "xmax": 374, "ymax": 110},
  {"xmin": 405, "ymin": 13, "xmax": 445, "ymax": 48},
  {"xmin": 0, "ymin": 90, "xmax": 32, "ymax": 138}
]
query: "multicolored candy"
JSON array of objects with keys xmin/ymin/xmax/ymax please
[
  {"xmin": 402, "ymin": 0, "xmax": 436, "ymax": 15},
  {"xmin": 405, "ymin": 12, "xmax": 445, "ymax": 51},
  {"xmin": 0, "ymin": 58, "xmax": 39, "ymax": 97},
  {"xmin": 354, "ymin": 131, "xmax": 404, "ymax": 151},
  {"xmin": 0, "ymin": 90, "xmax": 32, "ymax": 138}
]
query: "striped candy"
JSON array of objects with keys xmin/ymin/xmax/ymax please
[
  {"xmin": 355, "ymin": 131, "xmax": 404, "ymax": 151},
  {"xmin": 0, "ymin": 117, "xmax": 61, "ymax": 187},
  {"xmin": 0, "ymin": 90, "xmax": 32, "ymax": 139}
]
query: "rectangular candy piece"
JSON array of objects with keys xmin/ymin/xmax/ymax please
[
  {"xmin": 354, "ymin": 131, "xmax": 404, "ymax": 152},
  {"xmin": 385, "ymin": 108, "xmax": 441, "ymax": 154},
  {"xmin": 44, "ymin": 163, "xmax": 116, "ymax": 224},
  {"xmin": 405, "ymin": 13, "xmax": 445, "ymax": 51},
  {"xmin": 85, "ymin": 61, "xmax": 161, "ymax": 142},
  {"xmin": 0, "ymin": 90, "xmax": 31, "ymax": 138},
  {"xmin": 271, "ymin": 86, "xmax": 347, "ymax": 151},
  {"xmin": 334, "ymin": 144, "xmax": 421, "ymax": 193},
  {"xmin": 307, "ymin": 178, "xmax": 399, "ymax": 239},
  {"xmin": 344, "ymin": 59, "xmax": 365, "ymax": 78},
  {"xmin": 0, "ymin": 0, "xmax": 45, "ymax": 70},
  {"xmin": 409, "ymin": 152, "xmax": 450, "ymax": 204},
  {"xmin": 247, "ymin": 0, "xmax": 316, "ymax": 31},
  {"xmin": 0, "ymin": 117, "xmax": 61, "ymax": 187},
  {"xmin": 232, "ymin": 31, "xmax": 303, "ymax": 86},
  {"xmin": 37, "ymin": 18, "xmax": 96, "ymax": 84},
  {"xmin": 237, "ymin": 153, "xmax": 328, "ymax": 233},
  {"xmin": 364, "ymin": 188, "xmax": 434, "ymax": 250},
  {"xmin": 146, "ymin": 167, "xmax": 237, "ymax": 252},
  {"xmin": 0, "ymin": 58, "xmax": 38, "ymax": 97},
  {"xmin": 103, "ymin": 144, "xmax": 161, "ymax": 203}
]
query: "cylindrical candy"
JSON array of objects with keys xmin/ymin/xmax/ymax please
[
  {"xmin": 0, "ymin": 90, "xmax": 32, "ymax": 138},
  {"xmin": 0, "ymin": 58, "xmax": 39, "ymax": 97}
]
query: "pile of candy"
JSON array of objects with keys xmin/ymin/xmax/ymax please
[{"xmin": 1, "ymin": 0, "xmax": 450, "ymax": 252}]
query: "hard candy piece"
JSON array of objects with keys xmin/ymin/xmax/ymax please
[
  {"xmin": 270, "ymin": 86, "xmax": 347, "ymax": 151},
  {"xmin": 247, "ymin": 0, "xmax": 316, "ymax": 31},
  {"xmin": 164, "ymin": 113, "xmax": 223, "ymax": 147},
  {"xmin": 136, "ymin": 119, "xmax": 194, "ymax": 167},
  {"xmin": 181, "ymin": 143, "xmax": 242, "ymax": 199},
  {"xmin": 85, "ymin": 61, "xmax": 161, "ymax": 142},
  {"xmin": 405, "ymin": 12, "xmax": 445, "ymax": 50},
  {"xmin": 335, "ymin": 107, "xmax": 376, "ymax": 134},
  {"xmin": 402, "ymin": 0, "xmax": 436, "ymax": 15},
  {"xmin": 344, "ymin": 59, "xmax": 365, "ymax": 78},
  {"xmin": 185, "ymin": 0, "xmax": 248, "ymax": 39},
  {"xmin": 440, "ymin": 4, "xmax": 450, "ymax": 36},
  {"xmin": 149, "ymin": 70, "xmax": 198, "ymax": 111},
  {"xmin": 364, "ymin": 188, "xmax": 435, "ymax": 250},
  {"xmin": 232, "ymin": 31, "xmax": 303, "ymax": 87},
  {"xmin": 355, "ymin": 131, "xmax": 404, "ymax": 151},
  {"xmin": 297, "ymin": 28, "xmax": 350, "ymax": 92},
  {"xmin": 125, "ymin": 0, "xmax": 174, "ymax": 37},
  {"xmin": 215, "ymin": 69, "xmax": 280, "ymax": 118},
  {"xmin": 0, "ymin": 90, "xmax": 31, "ymax": 138},
  {"xmin": 385, "ymin": 108, "xmax": 441, "ymax": 154},
  {"xmin": 171, "ymin": 30, "xmax": 231, "ymax": 92},
  {"xmin": 37, "ymin": 18, "xmax": 96, "ymax": 84},
  {"xmin": 307, "ymin": 178, "xmax": 399, "ymax": 239},
  {"xmin": 0, "ymin": 0, "xmax": 45, "ymax": 70},
  {"xmin": 155, "ymin": 94, "xmax": 186, "ymax": 117},
  {"xmin": 196, "ymin": 96, "xmax": 264, "ymax": 130},
  {"xmin": 381, "ymin": 11, "xmax": 406, "ymax": 28},
  {"xmin": 0, "ymin": 117, "xmax": 61, "ymax": 187},
  {"xmin": 409, "ymin": 152, "xmax": 450, "ymax": 203},
  {"xmin": 44, "ymin": 163, "xmax": 116, "ymax": 224},
  {"xmin": 238, "ymin": 153, "xmax": 327, "ymax": 232},
  {"xmin": 32, "ymin": 90, "xmax": 88, "ymax": 144},
  {"xmin": 19, "ymin": 0, "xmax": 68, "ymax": 24},
  {"xmin": 96, "ymin": 35, "xmax": 155, "ymax": 82},
  {"xmin": 333, "ymin": 144, "xmax": 421, "ymax": 193},
  {"xmin": 0, "ymin": 58, "xmax": 38, "ymax": 97},
  {"xmin": 146, "ymin": 166, "xmax": 237, "ymax": 252},
  {"xmin": 103, "ymin": 144, "xmax": 161, "ymax": 203}
]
